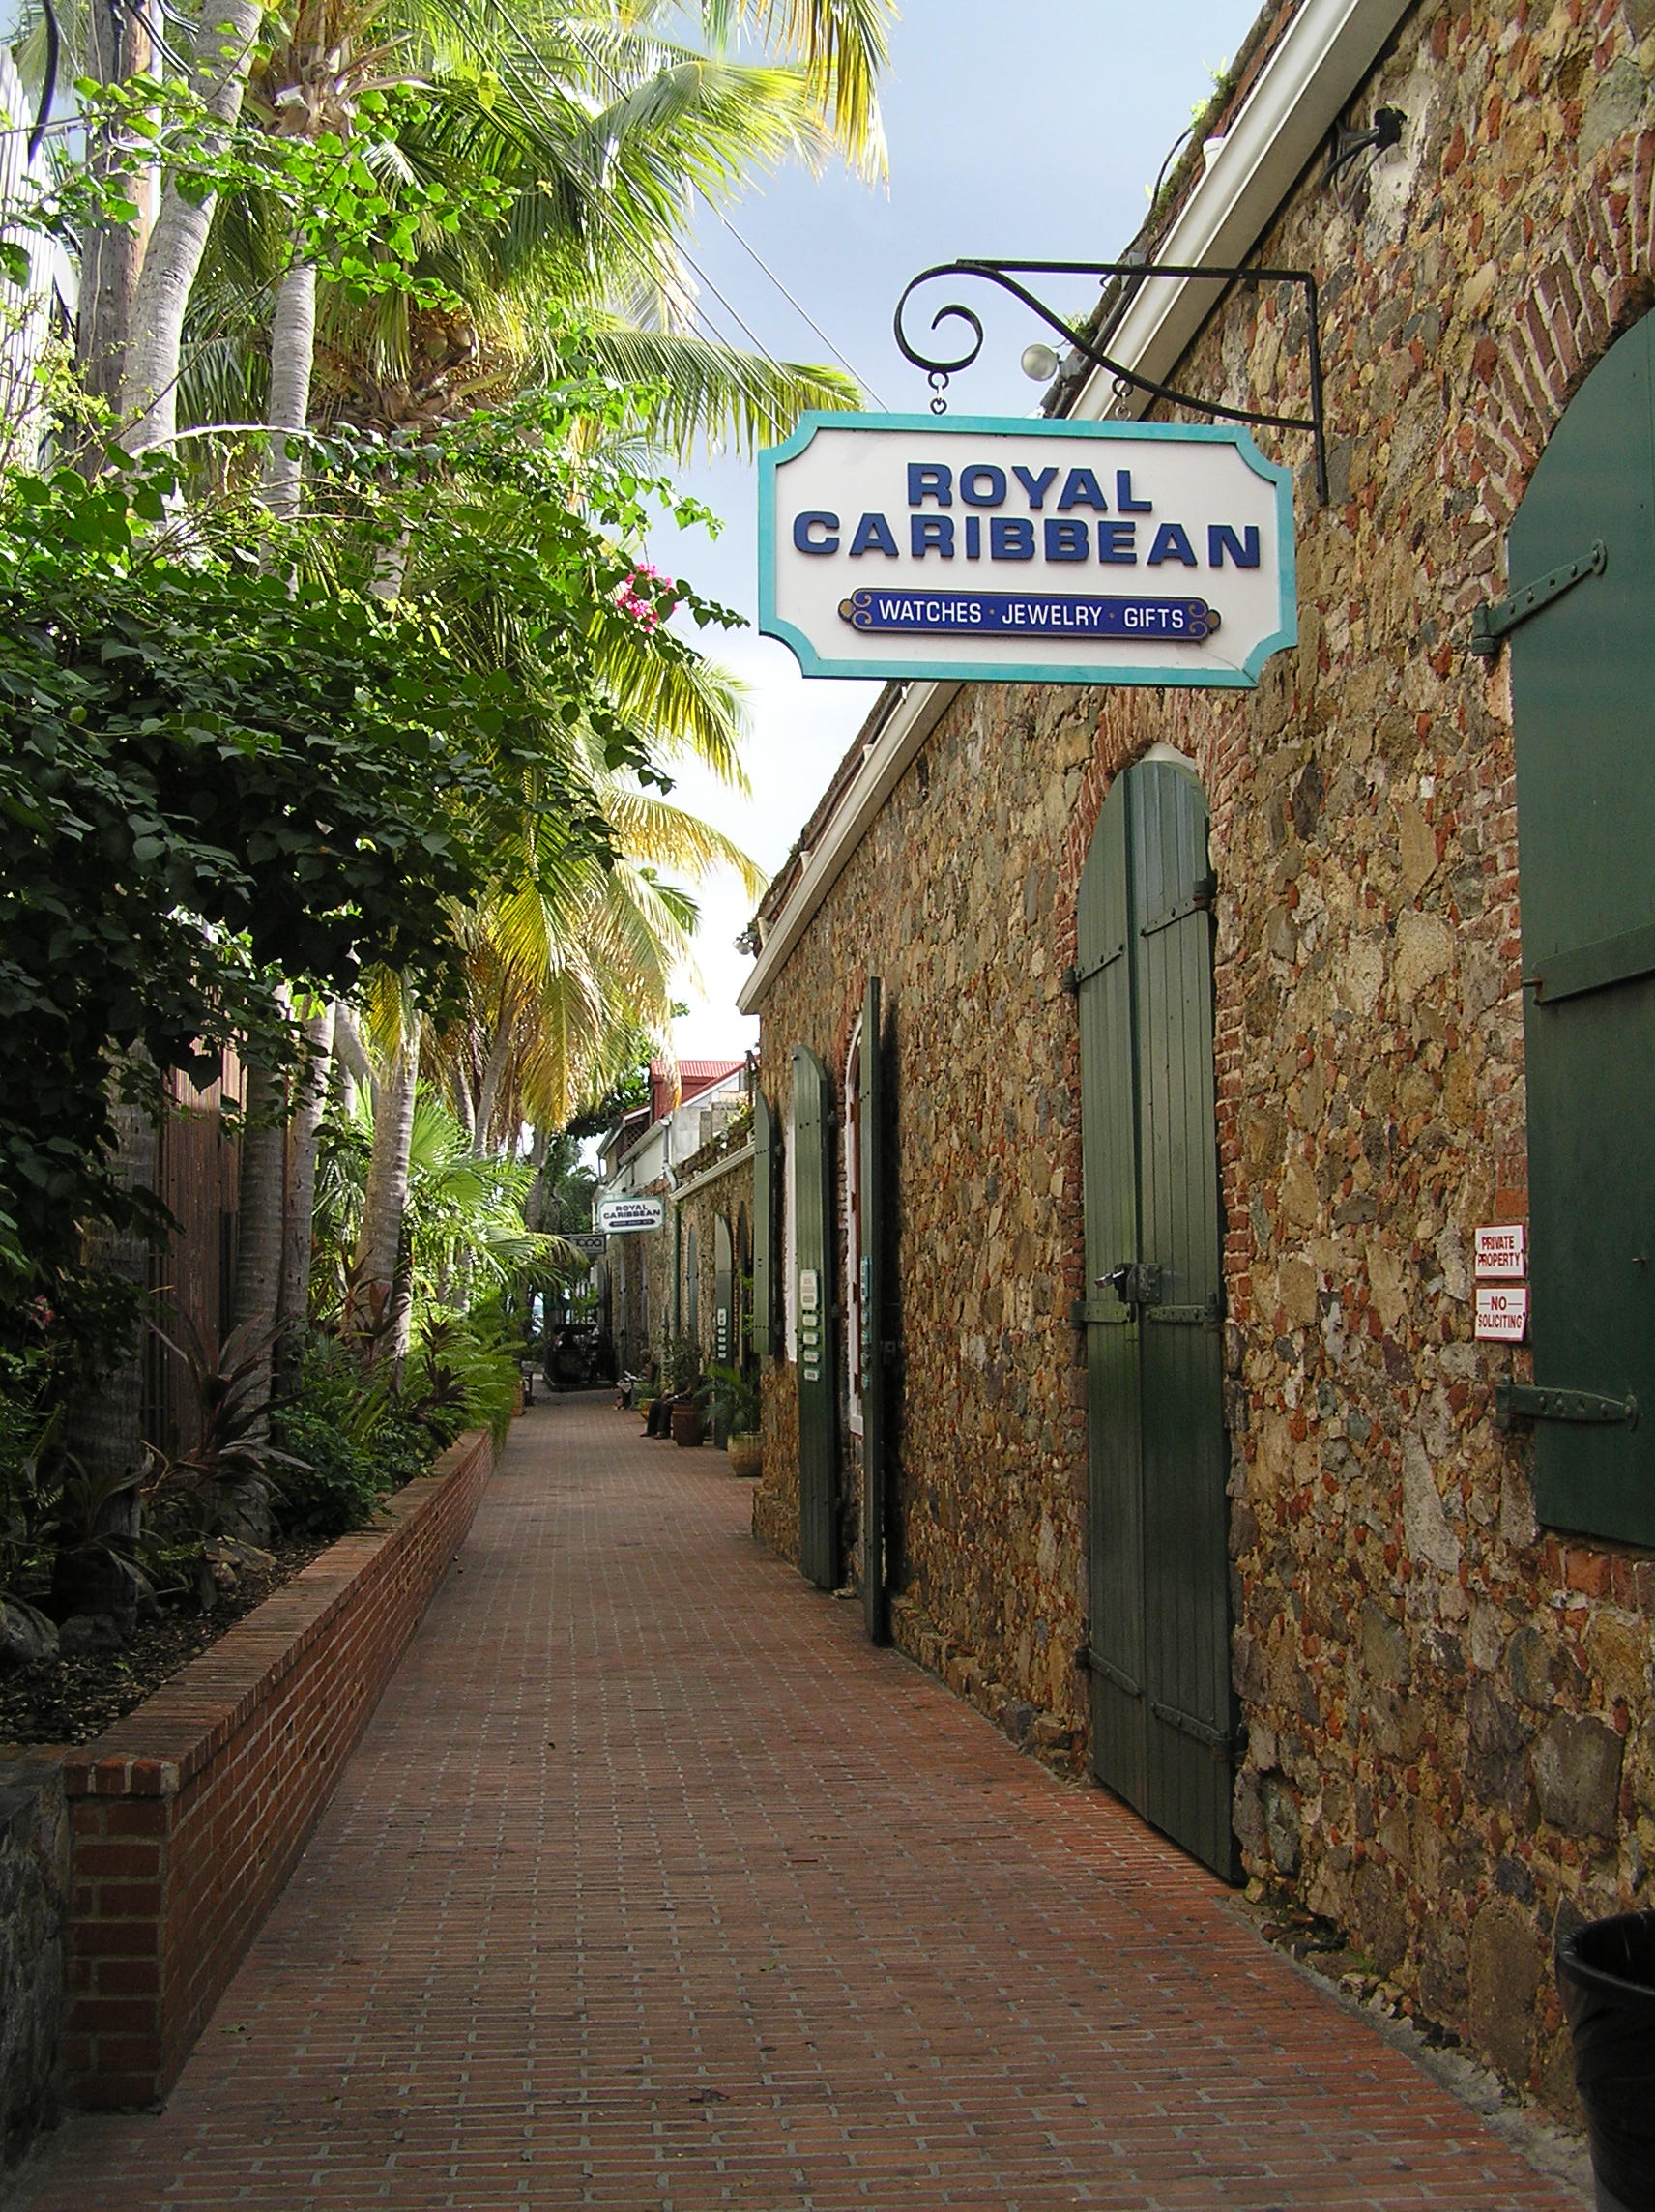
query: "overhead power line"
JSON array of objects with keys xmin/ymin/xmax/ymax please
[
  {"xmin": 699, "ymin": 189, "xmax": 886, "ymax": 406},
  {"xmin": 529, "ymin": 8, "xmax": 883, "ymax": 405}
]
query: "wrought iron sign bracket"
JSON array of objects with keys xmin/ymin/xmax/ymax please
[{"xmin": 893, "ymin": 257, "xmax": 1331, "ymax": 504}]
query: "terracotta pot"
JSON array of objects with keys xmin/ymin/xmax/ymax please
[
  {"xmin": 670, "ymin": 1402, "xmax": 704, "ymax": 1448},
  {"xmin": 726, "ymin": 1431, "xmax": 763, "ymax": 1479}
]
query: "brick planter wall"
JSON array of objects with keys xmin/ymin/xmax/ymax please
[{"xmin": 60, "ymin": 1427, "xmax": 493, "ymax": 2110}]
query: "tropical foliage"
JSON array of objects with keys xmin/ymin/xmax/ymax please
[{"xmin": 0, "ymin": 0, "xmax": 892, "ymax": 1615}]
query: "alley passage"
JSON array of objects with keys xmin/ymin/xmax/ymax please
[{"xmin": 15, "ymin": 1400, "xmax": 1583, "ymax": 2212}]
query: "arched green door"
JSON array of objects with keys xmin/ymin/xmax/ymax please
[
  {"xmin": 714, "ymin": 1216, "xmax": 734, "ymax": 1367},
  {"xmin": 1510, "ymin": 312, "xmax": 1655, "ymax": 1545},
  {"xmin": 793, "ymin": 1045, "xmax": 839, "ymax": 1589},
  {"xmin": 1079, "ymin": 756, "xmax": 1238, "ymax": 1880}
]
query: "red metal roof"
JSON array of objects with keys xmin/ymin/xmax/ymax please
[{"xmin": 649, "ymin": 1059, "xmax": 743, "ymax": 1126}]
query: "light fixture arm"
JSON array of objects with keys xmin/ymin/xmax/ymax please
[{"xmin": 892, "ymin": 256, "xmax": 1330, "ymax": 506}]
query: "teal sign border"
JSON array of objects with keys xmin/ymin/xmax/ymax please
[{"xmin": 758, "ymin": 412, "xmax": 1296, "ymax": 689}]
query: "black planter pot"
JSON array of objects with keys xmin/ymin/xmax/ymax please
[{"xmin": 1558, "ymin": 1910, "xmax": 1655, "ymax": 2212}]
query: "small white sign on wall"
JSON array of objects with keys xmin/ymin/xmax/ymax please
[
  {"xmin": 1475, "ymin": 1283, "xmax": 1529, "ymax": 1342},
  {"xmin": 1474, "ymin": 1224, "xmax": 1525, "ymax": 1279}
]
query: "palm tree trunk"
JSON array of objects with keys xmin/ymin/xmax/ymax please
[
  {"xmin": 474, "ymin": 1017, "xmax": 516, "ymax": 1157},
  {"xmin": 354, "ymin": 1030, "xmax": 419, "ymax": 1365},
  {"xmin": 119, "ymin": 0, "xmax": 265, "ymax": 454},
  {"xmin": 52, "ymin": 1093, "xmax": 156, "ymax": 1622},
  {"xmin": 276, "ymin": 1002, "xmax": 334, "ymax": 1394},
  {"xmin": 226, "ymin": 1059, "xmax": 285, "ymax": 1542},
  {"xmin": 262, "ymin": 259, "xmax": 316, "ymax": 518},
  {"xmin": 76, "ymin": 0, "xmax": 155, "ymax": 427},
  {"xmin": 333, "ymin": 1000, "xmax": 371, "ymax": 1114}
]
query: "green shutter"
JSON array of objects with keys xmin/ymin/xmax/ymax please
[
  {"xmin": 714, "ymin": 1216, "xmax": 733, "ymax": 1368},
  {"xmin": 1129, "ymin": 764, "xmax": 1235, "ymax": 1881},
  {"xmin": 1081, "ymin": 760, "xmax": 1237, "ymax": 1882},
  {"xmin": 1510, "ymin": 313, "xmax": 1655, "ymax": 1545},
  {"xmin": 860, "ymin": 976, "xmax": 889, "ymax": 1644},
  {"xmin": 793, "ymin": 1045, "xmax": 840, "ymax": 1590},
  {"xmin": 1079, "ymin": 774, "xmax": 1147, "ymax": 1815},
  {"xmin": 752, "ymin": 1086, "xmax": 777, "ymax": 1358}
]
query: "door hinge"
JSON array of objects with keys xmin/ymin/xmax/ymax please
[
  {"xmin": 1139, "ymin": 874, "xmax": 1218, "ymax": 939},
  {"xmin": 1147, "ymin": 1294, "xmax": 1224, "ymax": 1327},
  {"xmin": 1470, "ymin": 539, "xmax": 1606, "ymax": 658},
  {"xmin": 1064, "ymin": 941, "xmax": 1125, "ymax": 996},
  {"xmin": 1079, "ymin": 1647, "xmax": 1142, "ymax": 1699},
  {"xmin": 1494, "ymin": 1382, "xmax": 1638, "ymax": 1430},
  {"xmin": 1151, "ymin": 1698, "xmax": 1244, "ymax": 1761}
]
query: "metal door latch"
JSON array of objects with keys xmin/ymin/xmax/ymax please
[
  {"xmin": 1098, "ymin": 1262, "xmax": 1162, "ymax": 1306},
  {"xmin": 1494, "ymin": 1382, "xmax": 1638, "ymax": 1431}
]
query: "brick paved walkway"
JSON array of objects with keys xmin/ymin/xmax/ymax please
[{"xmin": 14, "ymin": 1399, "xmax": 1586, "ymax": 2211}]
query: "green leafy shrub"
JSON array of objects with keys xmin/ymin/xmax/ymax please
[
  {"xmin": 271, "ymin": 1338, "xmax": 432, "ymax": 1540},
  {"xmin": 407, "ymin": 1301, "xmax": 520, "ymax": 1449}
]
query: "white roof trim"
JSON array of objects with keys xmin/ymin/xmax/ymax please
[
  {"xmin": 738, "ymin": 681, "xmax": 960, "ymax": 1011},
  {"xmin": 740, "ymin": 0, "xmax": 1414, "ymax": 1012},
  {"xmin": 1074, "ymin": 0, "xmax": 1415, "ymax": 426}
]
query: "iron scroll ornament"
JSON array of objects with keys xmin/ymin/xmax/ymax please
[{"xmin": 892, "ymin": 257, "xmax": 1330, "ymax": 506}]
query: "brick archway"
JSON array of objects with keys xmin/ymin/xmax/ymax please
[{"xmin": 1467, "ymin": 129, "xmax": 1655, "ymax": 536}]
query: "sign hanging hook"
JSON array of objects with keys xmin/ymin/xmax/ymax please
[{"xmin": 928, "ymin": 369, "xmax": 949, "ymax": 416}]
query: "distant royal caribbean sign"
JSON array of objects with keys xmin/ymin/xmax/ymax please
[
  {"xmin": 596, "ymin": 1196, "xmax": 665, "ymax": 1235},
  {"xmin": 759, "ymin": 414, "xmax": 1295, "ymax": 689}
]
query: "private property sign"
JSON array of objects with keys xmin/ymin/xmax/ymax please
[{"xmin": 759, "ymin": 414, "xmax": 1295, "ymax": 688}]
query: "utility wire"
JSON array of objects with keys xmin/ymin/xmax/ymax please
[
  {"xmin": 699, "ymin": 189, "xmax": 886, "ymax": 406},
  {"xmin": 548, "ymin": 16, "xmax": 804, "ymax": 368},
  {"xmin": 536, "ymin": 9, "xmax": 880, "ymax": 403},
  {"xmin": 484, "ymin": 5, "xmax": 784, "ymax": 373}
]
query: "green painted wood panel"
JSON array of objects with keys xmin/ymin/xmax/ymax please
[
  {"xmin": 1510, "ymin": 313, "xmax": 1655, "ymax": 1546},
  {"xmin": 861, "ymin": 976, "xmax": 889, "ymax": 1645},
  {"xmin": 1130, "ymin": 762, "xmax": 1238, "ymax": 1882},
  {"xmin": 1079, "ymin": 776, "xmax": 1147, "ymax": 1817},
  {"xmin": 752, "ymin": 1087, "xmax": 777, "ymax": 1359},
  {"xmin": 793, "ymin": 1045, "xmax": 840, "ymax": 1590},
  {"xmin": 714, "ymin": 1216, "xmax": 733, "ymax": 1367},
  {"xmin": 1080, "ymin": 757, "xmax": 1237, "ymax": 1881}
]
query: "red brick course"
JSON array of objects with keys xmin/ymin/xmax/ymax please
[
  {"xmin": 14, "ymin": 1401, "xmax": 1584, "ymax": 2210},
  {"xmin": 56, "ymin": 1426, "xmax": 492, "ymax": 2111}
]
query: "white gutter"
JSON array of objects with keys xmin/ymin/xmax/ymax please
[
  {"xmin": 672, "ymin": 1139, "xmax": 756, "ymax": 1207},
  {"xmin": 738, "ymin": 680, "xmax": 960, "ymax": 1011},
  {"xmin": 1074, "ymin": 0, "xmax": 1416, "ymax": 425},
  {"xmin": 740, "ymin": 0, "xmax": 1414, "ymax": 1014}
]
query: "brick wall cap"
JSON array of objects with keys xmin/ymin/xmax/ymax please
[{"xmin": 59, "ymin": 1431, "xmax": 489, "ymax": 1797}]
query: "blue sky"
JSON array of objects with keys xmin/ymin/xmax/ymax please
[{"xmin": 655, "ymin": 0, "xmax": 1264, "ymax": 1057}]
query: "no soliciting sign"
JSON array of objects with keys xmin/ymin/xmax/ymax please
[{"xmin": 759, "ymin": 414, "xmax": 1296, "ymax": 689}]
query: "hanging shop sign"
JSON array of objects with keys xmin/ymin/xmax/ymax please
[
  {"xmin": 567, "ymin": 1232, "xmax": 609, "ymax": 1257},
  {"xmin": 596, "ymin": 1196, "xmax": 665, "ymax": 1235},
  {"xmin": 759, "ymin": 413, "xmax": 1295, "ymax": 689}
]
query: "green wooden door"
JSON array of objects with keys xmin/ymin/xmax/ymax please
[
  {"xmin": 794, "ymin": 1046, "xmax": 840, "ymax": 1589},
  {"xmin": 860, "ymin": 976, "xmax": 890, "ymax": 1644},
  {"xmin": 1511, "ymin": 313, "xmax": 1655, "ymax": 1546},
  {"xmin": 752, "ymin": 1087, "xmax": 777, "ymax": 1359},
  {"xmin": 1079, "ymin": 756, "xmax": 1238, "ymax": 1880},
  {"xmin": 714, "ymin": 1216, "xmax": 733, "ymax": 1366}
]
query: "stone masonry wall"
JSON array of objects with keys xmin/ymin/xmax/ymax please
[
  {"xmin": 673, "ymin": 1123, "xmax": 754, "ymax": 1379},
  {"xmin": 751, "ymin": 0, "xmax": 1655, "ymax": 2114},
  {"xmin": 60, "ymin": 1428, "xmax": 492, "ymax": 2110},
  {"xmin": 0, "ymin": 1755, "xmax": 69, "ymax": 2171}
]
